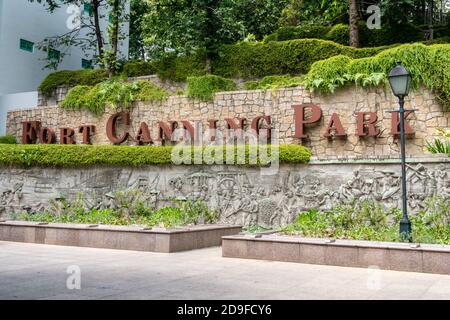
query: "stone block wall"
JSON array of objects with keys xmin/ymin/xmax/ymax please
[{"xmin": 8, "ymin": 86, "xmax": 449, "ymax": 159}]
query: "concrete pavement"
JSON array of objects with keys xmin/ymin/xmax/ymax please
[{"xmin": 0, "ymin": 241, "xmax": 449, "ymax": 300}]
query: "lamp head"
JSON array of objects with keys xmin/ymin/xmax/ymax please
[{"xmin": 388, "ymin": 62, "xmax": 412, "ymax": 98}]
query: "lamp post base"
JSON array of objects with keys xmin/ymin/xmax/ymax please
[{"xmin": 400, "ymin": 218, "xmax": 412, "ymax": 243}]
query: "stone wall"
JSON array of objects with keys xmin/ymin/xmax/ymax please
[
  {"xmin": 7, "ymin": 86, "xmax": 450, "ymax": 158},
  {"xmin": 0, "ymin": 158, "xmax": 448, "ymax": 227}
]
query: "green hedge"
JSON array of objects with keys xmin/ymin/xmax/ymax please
[
  {"xmin": 186, "ymin": 75, "xmax": 237, "ymax": 101},
  {"xmin": 121, "ymin": 60, "xmax": 156, "ymax": 78},
  {"xmin": 212, "ymin": 39, "xmax": 394, "ymax": 78},
  {"xmin": 0, "ymin": 144, "xmax": 311, "ymax": 167},
  {"xmin": 244, "ymin": 75, "xmax": 305, "ymax": 90},
  {"xmin": 265, "ymin": 23, "xmax": 427, "ymax": 47},
  {"xmin": 39, "ymin": 69, "xmax": 109, "ymax": 96},
  {"xmin": 0, "ymin": 135, "xmax": 16, "ymax": 144},
  {"xmin": 304, "ymin": 43, "xmax": 450, "ymax": 109}
]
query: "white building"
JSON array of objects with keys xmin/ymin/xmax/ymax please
[{"xmin": 0, "ymin": 0, "xmax": 129, "ymax": 135}]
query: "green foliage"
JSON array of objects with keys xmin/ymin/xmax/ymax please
[
  {"xmin": 244, "ymin": 75, "xmax": 305, "ymax": 90},
  {"xmin": 142, "ymin": 0, "xmax": 289, "ymax": 60},
  {"xmin": 187, "ymin": 75, "xmax": 237, "ymax": 101},
  {"xmin": 0, "ymin": 135, "xmax": 16, "ymax": 144},
  {"xmin": 0, "ymin": 144, "xmax": 311, "ymax": 167},
  {"xmin": 154, "ymin": 53, "xmax": 208, "ymax": 82},
  {"xmin": 38, "ymin": 69, "xmax": 108, "ymax": 96},
  {"xmin": 283, "ymin": 197, "xmax": 450, "ymax": 245},
  {"xmin": 325, "ymin": 24, "xmax": 350, "ymax": 45},
  {"xmin": 304, "ymin": 43, "xmax": 450, "ymax": 109},
  {"xmin": 426, "ymin": 129, "xmax": 450, "ymax": 154},
  {"xmin": 213, "ymin": 39, "xmax": 394, "ymax": 78},
  {"xmin": 17, "ymin": 193, "xmax": 217, "ymax": 228},
  {"xmin": 264, "ymin": 25, "xmax": 331, "ymax": 42},
  {"xmin": 61, "ymin": 80, "xmax": 170, "ymax": 114},
  {"xmin": 121, "ymin": 60, "xmax": 156, "ymax": 77}
]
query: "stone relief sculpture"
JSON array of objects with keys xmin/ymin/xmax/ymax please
[{"xmin": 0, "ymin": 163, "xmax": 448, "ymax": 227}]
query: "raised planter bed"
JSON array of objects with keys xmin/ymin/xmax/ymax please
[
  {"xmin": 222, "ymin": 234, "xmax": 450, "ymax": 275},
  {"xmin": 0, "ymin": 221, "xmax": 241, "ymax": 253}
]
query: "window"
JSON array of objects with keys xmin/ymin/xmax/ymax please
[
  {"xmin": 82, "ymin": 58, "xmax": 93, "ymax": 69},
  {"xmin": 83, "ymin": 3, "xmax": 92, "ymax": 15},
  {"xmin": 20, "ymin": 39, "xmax": 34, "ymax": 53},
  {"xmin": 48, "ymin": 48, "xmax": 61, "ymax": 61}
]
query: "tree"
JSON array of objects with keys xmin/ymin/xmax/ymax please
[
  {"xmin": 348, "ymin": 0, "xmax": 359, "ymax": 47},
  {"xmin": 129, "ymin": 0, "xmax": 150, "ymax": 59},
  {"xmin": 28, "ymin": 0, "xmax": 128, "ymax": 75},
  {"xmin": 142, "ymin": 0, "xmax": 289, "ymax": 71}
]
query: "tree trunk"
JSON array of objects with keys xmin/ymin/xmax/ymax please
[
  {"xmin": 109, "ymin": 0, "xmax": 120, "ymax": 77},
  {"xmin": 92, "ymin": 0, "xmax": 104, "ymax": 68},
  {"xmin": 349, "ymin": 0, "xmax": 359, "ymax": 47}
]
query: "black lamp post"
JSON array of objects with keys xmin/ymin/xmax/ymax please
[{"xmin": 388, "ymin": 62, "xmax": 413, "ymax": 242}]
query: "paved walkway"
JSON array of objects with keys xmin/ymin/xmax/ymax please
[{"xmin": 0, "ymin": 241, "xmax": 449, "ymax": 300}]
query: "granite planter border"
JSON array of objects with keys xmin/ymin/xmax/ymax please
[
  {"xmin": 0, "ymin": 221, "xmax": 242, "ymax": 253},
  {"xmin": 222, "ymin": 234, "xmax": 450, "ymax": 275}
]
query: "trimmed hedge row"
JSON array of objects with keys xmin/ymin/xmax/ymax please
[
  {"xmin": 304, "ymin": 43, "xmax": 450, "ymax": 109},
  {"xmin": 0, "ymin": 144, "xmax": 311, "ymax": 167}
]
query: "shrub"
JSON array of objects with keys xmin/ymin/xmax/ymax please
[
  {"xmin": 265, "ymin": 22, "xmax": 424, "ymax": 48},
  {"xmin": 39, "ymin": 69, "xmax": 108, "ymax": 96},
  {"xmin": 61, "ymin": 80, "xmax": 170, "ymax": 114},
  {"xmin": 0, "ymin": 135, "xmax": 16, "ymax": 144},
  {"xmin": 325, "ymin": 24, "xmax": 350, "ymax": 45},
  {"xmin": 304, "ymin": 43, "xmax": 450, "ymax": 109},
  {"xmin": 186, "ymin": 75, "xmax": 237, "ymax": 101},
  {"xmin": 154, "ymin": 52, "xmax": 208, "ymax": 82},
  {"xmin": 426, "ymin": 128, "xmax": 450, "ymax": 154},
  {"xmin": 264, "ymin": 25, "xmax": 331, "ymax": 43},
  {"xmin": 212, "ymin": 39, "xmax": 394, "ymax": 78},
  {"xmin": 244, "ymin": 75, "xmax": 304, "ymax": 90},
  {"xmin": 0, "ymin": 144, "xmax": 311, "ymax": 167},
  {"xmin": 122, "ymin": 60, "xmax": 156, "ymax": 77}
]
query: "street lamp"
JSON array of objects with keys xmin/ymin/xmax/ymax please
[{"xmin": 388, "ymin": 62, "xmax": 413, "ymax": 242}]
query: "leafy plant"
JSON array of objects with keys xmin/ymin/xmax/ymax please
[
  {"xmin": 426, "ymin": 128, "xmax": 450, "ymax": 154},
  {"xmin": 187, "ymin": 75, "xmax": 237, "ymax": 101},
  {"xmin": 61, "ymin": 79, "xmax": 170, "ymax": 114},
  {"xmin": 282, "ymin": 198, "xmax": 450, "ymax": 245},
  {"xmin": 304, "ymin": 43, "xmax": 450, "ymax": 109},
  {"xmin": 244, "ymin": 75, "xmax": 305, "ymax": 90}
]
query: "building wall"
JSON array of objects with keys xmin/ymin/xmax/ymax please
[
  {"xmin": 0, "ymin": 0, "xmax": 129, "ymax": 95},
  {"xmin": 0, "ymin": 91, "xmax": 37, "ymax": 135},
  {"xmin": 6, "ymin": 86, "xmax": 450, "ymax": 158}
]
